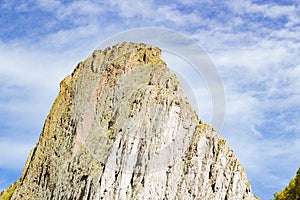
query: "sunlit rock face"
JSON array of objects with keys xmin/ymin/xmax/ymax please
[{"xmin": 9, "ymin": 42, "xmax": 255, "ymax": 200}]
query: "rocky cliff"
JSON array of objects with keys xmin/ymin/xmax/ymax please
[{"xmin": 4, "ymin": 42, "xmax": 256, "ymax": 199}]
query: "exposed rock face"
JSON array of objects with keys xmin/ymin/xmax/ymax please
[{"xmin": 9, "ymin": 42, "xmax": 255, "ymax": 199}]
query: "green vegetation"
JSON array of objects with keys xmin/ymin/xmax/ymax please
[
  {"xmin": 274, "ymin": 167, "xmax": 300, "ymax": 200},
  {"xmin": 0, "ymin": 180, "xmax": 19, "ymax": 200}
]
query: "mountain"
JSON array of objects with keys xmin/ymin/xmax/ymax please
[
  {"xmin": 273, "ymin": 167, "xmax": 300, "ymax": 200},
  {"xmin": 1, "ymin": 42, "xmax": 257, "ymax": 200}
]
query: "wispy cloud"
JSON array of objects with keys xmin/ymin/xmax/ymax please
[
  {"xmin": 230, "ymin": 0, "xmax": 298, "ymax": 21},
  {"xmin": 0, "ymin": 139, "xmax": 32, "ymax": 170}
]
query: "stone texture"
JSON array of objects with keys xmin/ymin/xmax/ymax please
[{"xmin": 7, "ymin": 42, "xmax": 256, "ymax": 199}]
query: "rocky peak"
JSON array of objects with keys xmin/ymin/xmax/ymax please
[{"xmin": 4, "ymin": 42, "xmax": 256, "ymax": 199}]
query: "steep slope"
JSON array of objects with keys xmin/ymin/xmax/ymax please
[{"xmin": 5, "ymin": 42, "xmax": 255, "ymax": 199}]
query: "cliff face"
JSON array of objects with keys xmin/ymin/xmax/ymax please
[{"xmin": 8, "ymin": 42, "xmax": 255, "ymax": 199}]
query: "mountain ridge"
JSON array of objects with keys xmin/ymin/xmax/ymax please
[{"xmin": 1, "ymin": 42, "xmax": 256, "ymax": 199}]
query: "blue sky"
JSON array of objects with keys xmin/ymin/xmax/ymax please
[{"xmin": 0, "ymin": 0, "xmax": 300, "ymax": 199}]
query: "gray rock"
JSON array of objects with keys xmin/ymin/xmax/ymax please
[{"xmin": 9, "ymin": 42, "xmax": 256, "ymax": 200}]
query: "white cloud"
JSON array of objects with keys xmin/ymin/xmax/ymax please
[
  {"xmin": 0, "ymin": 139, "xmax": 32, "ymax": 170},
  {"xmin": 35, "ymin": 0, "xmax": 104, "ymax": 20},
  {"xmin": 35, "ymin": 0, "xmax": 61, "ymax": 11},
  {"xmin": 230, "ymin": 0, "xmax": 297, "ymax": 19},
  {"xmin": 110, "ymin": 0, "xmax": 152, "ymax": 18},
  {"xmin": 42, "ymin": 24, "xmax": 101, "ymax": 47},
  {"xmin": 264, "ymin": 5, "xmax": 296, "ymax": 19},
  {"xmin": 107, "ymin": 0, "xmax": 201, "ymax": 27},
  {"xmin": 155, "ymin": 5, "xmax": 199, "ymax": 26},
  {"xmin": 0, "ymin": 40, "xmax": 93, "ymax": 165},
  {"xmin": 0, "ymin": 41, "xmax": 75, "ymax": 90}
]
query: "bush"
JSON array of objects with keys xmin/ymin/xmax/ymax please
[{"xmin": 274, "ymin": 168, "xmax": 300, "ymax": 200}]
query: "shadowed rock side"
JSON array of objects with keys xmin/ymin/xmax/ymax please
[{"xmin": 7, "ymin": 42, "xmax": 255, "ymax": 200}]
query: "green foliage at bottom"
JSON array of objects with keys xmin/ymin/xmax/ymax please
[
  {"xmin": 0, "ymin": 180, "xmax": 19, "ymax": 200},
  {"xmin": 274, "ymin": 167, "xmax": 300, "ymax": 200}
]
